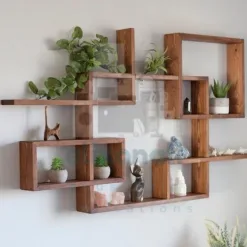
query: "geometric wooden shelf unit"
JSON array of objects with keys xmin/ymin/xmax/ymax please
[{"xmin": 2, "ymin": 29, "xmax": 245, "ymax": 213}]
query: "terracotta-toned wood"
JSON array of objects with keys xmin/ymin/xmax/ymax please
[
  {"xmin": 117, "ymin": 28, "xmax": 135, "ymax": 102},
  {"xmin": 183, "ymin": 76, "xmax": 208, "ymax": 81},
  {"xmin": 182, "ymin": 114, "xmax": 245, "ymax": 119},
  {"xmin": 152, "ymin": 160, "xmax": 170, "ymax": 199},
  {"xmin": 192, "ymin": 162, "xmax": 209, "ymax": 195},
  {"xmin": 227, "ymin": 42, "xmax": 245, "ymax": 115},
  {"xmin": 179, "ymin": 33, "xmax": 243, "ymax": 44},
  {"xmin": 136, "ymin": 74, "xmax": 178, "ymax": 80},
  {"xmin": 37, "ymin": 178, "xmax": 124, "ymax": 191},
  {"xmin": 164, "ymin": 33, "xmax": 182, "ymax": 118},
  {"xmin": 1, "ymin": 99, "xmax": 92, "ymax": 106},
  {"xmin": 191, "ymin": 80, "xmax": 209, "ymax": 114},
  {"xmin": 107, "ymin": 140, "xmax": 125, "ymax": 179},
  {"xmin": 19, "ymin": 142, "xmax": 37, "ymax": 191},
  {"xmin": 154, "ymin": 153, "xmax": 247, "ymax": 165},
  {"xmin": 91, "ymin": 72, "xmax": 134, "ymax": 79},
  {"xmin": 93, "ymin": 100, "xmax": 135, "ymax": 105},
  {"xmin": 92, "ymin": 193, "xmax": 208, "ymax": 213},
  {"xmin": 44, "ymin": 106, "xmax": 60, "ymax": 141}
]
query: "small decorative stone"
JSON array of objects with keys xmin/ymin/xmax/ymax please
[
  {"xmin": 236, "ymin": 147, "xmax": 247, "ymax": 154},
  {"xmin": 168, "ymin": 136, "xmax": 190, "ymax": 159},
  {"xmin": 94, "ymin": 191, "xmax": 108, "ymax": 207},
  {"xmin": 224, "ymin": 148, "xmax": 236, "ymax": 155},
  {"xmin": 110, "ymin": 192, "xmax": 125, "ymax": 205}
]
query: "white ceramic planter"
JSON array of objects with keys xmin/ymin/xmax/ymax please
[
  {"xmin": 94, "ymin": 167, "xmax": 111, "ymax": 179},
  {"xmin": 210, "ymin": 98, "xmax": 229, "ymax": 114},
  {"xmin": 48, "ymin": 169, "xmax": 68, "ymax": 183}
]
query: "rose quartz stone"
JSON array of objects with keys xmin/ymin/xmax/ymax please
[
  {"xmin": 111, "ymin": 192, "xmax": 125, "ymax": 205},
  {"xmin": 94, "ymin": 191, "xmax": 108, "ymax": 207}
]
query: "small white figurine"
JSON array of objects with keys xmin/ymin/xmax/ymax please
[
  {"xmin": 236, "ymin": 147, "xmax": 247, "ymax": 154},
  {"xmin": 174, "ymin": 170, "xmax": 187, "ymax": 197},
  {"xmin": 224, "ymin": 148, "xmax": 236, "ymax": 155}
]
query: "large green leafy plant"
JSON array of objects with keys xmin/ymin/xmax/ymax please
[
  {"xmin": 205, "ymin": 219, "xmax": 247, "ymax": 247},
  {"xmin": 144, "ymin": 44, "xmax": 170, "ymax": 74},
  {"xmin": 28, "ymin": 26, "xmax": 126, "ymax": 100},
  {"xmin": 211, "ymin": 79, "xmax": 231, "ymax": 98}
]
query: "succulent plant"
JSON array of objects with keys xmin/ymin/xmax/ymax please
[
  {"xmin": 51, "ymin": 157, "xmax": 64, "ymax": 170},
  {"xmin": 28, "ymin": 26, "xmax": 126, "ymax": 100},
  {"xmin": 144, "ymin": 44, "xmax": 170, "ymax": 74},
  {"xmin": 211, "ymin": 79, "xmax": 231, "ymax": 98},
  {"xmin": 94, "ymin": 155, "xmax": 108, "ymax": 167}
]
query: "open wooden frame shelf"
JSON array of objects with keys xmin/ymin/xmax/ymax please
[{"xmin": 2, "ymin": 29, "xmax": 245, "ymax": 213}]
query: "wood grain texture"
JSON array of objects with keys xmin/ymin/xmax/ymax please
[
  {"xmin": 91, "ymin": 72, "xmax": 134, "ymax": 79},
  {"xmin": 181, "ymin": 114, "xmax": 244, "ymax": 119},
  {"xmin": 117, "ymin": 77, "xmax": 136, "ymax": 101},
  {"xmin": 1, "ymin": 99, "xmax": 92, "ymax": 106},
  {"xmin": 136, "ymin": 74, "xmax": 178, "ymax": 80},
  {"xmin": 192, "ymin": 162, "xmax": 209, "ymax": 195},
  {"xmin": 183, "ymin": 76, "xmax": 208, "ymax": 81},
  {"xmin": 92, "ymin": 100, "xmax": 135, "ymax": 105},
  {"xmin": 227, "ymin": 42, "xmax": 245, "ymax": 115},
  {"xmin": 92, "ymin": 193, "xmax": 208, "ymax": 213},
  {"xmin": 191, "ymin": 80, "xmax": 209, "ymax": 114},
  {"xmin": 107, "ymin": 140, "xmax": 125, "ymax": 179},
  {"xmin": 19, "ymin": 142, "xmax": 37, "ymax": 191},
  {"xmin": 38, "ymin": 178, "xmax": 124, "ymax": 191},
  {"xmin": 179, "ymin": 33, "xmax": 243, "ymax": 44},
  {"xmin": 152, "ymin": 160, "xmax": 170, "ymax": 199},
  {"xmin": 164, "ymin": 34, "xmax": 182, "ymax": 118}
]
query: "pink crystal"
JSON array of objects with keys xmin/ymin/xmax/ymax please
[
  {"xmin": 94, "ymin": 191, "xmax": 108, "ymax": 207},
  {"xmin": 111, "ymin": 192, "xmax": 125, "ymax": 205}
]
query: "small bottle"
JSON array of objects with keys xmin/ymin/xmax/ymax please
[
  {"xmin": 174, "ymin": 170, "xmax": 187, "ymax": 196},
  {"xmin": 183, "ymin": 98, "xmax": 191, "ymax": 114}
]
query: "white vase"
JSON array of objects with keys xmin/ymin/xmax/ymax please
[
  {"xmin": 210, "ymin": 98, "xmax": 229, "ymax": 114},
  {"xmin": 48, "ymin": 169, "xmax": 68, "ymax": 183},
  {"xmin": 94, "ymin": 167, "xmax": 111, "ymax": 179}
]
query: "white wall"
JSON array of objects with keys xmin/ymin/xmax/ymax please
[{"xmin": 1, "ymin": 1, "xmax": 247, "ymax": 246}]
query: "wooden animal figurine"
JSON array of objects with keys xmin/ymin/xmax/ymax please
[
  {"xmin": 130, "ymin": 158, "xmax": 144, "ymax": 202},
  {"xmin": 44, "ymin": 106, "xmax": 60, "ymax": 141}
]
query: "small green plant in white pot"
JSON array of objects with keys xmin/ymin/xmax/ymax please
[
  {"xmin": 48, "ymin": 157, "xmax": 68, "ymax": 183},
  {"xmin": 94, "ymin": 155, "xmax": 110, "ymax": 179},
  {"xmin": 210, "ymin": 79, "xmax": 231, "ymax": 114}
]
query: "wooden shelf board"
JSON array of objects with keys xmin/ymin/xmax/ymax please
[
  {"xmin": 92, "ymin": 193, "xmax": 207, "ymax": 213},
  {"xmin": 93, "ymin": 100, "xmax": 135, "ymax": 105},
  {"xmin": 155, "ymin": 154, "xmax": 247, "ymax": 165},
  {"xmin": 1, "ymin": 99, "xmax": 92, "ymax": 106},
  {"xmin": 91, "ymin": 71, "xmax": 134, "ymax": 79},
  {"xmin": 178, "ymin": 33, "xmax": 243, "ymax": 44},
  {"xmin": 20, "ymin": 138, "xmax": 125, "ymax": 147},
  {"xmin": 136, "ymin": 74, "xmax": 178, "ymax": 80},
  {"xmin": 181, "ymin": 114, "xmax": 244, "ymax": 119},
  {"xmin": 182, "ymin": 76, "xmax": 208, "ymax": 81},
  {"xmin": 37, "ymin": 178, "xmax": 124, "ymax": 191}
]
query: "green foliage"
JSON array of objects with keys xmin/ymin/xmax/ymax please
[
  {"xmin": 211, "ymin": 79, "xmax": 231, "ymax": 98},
  {"xmin": 28, "ymin": 26, "xmax": 126, "ymax": 100},
  {"xmin": 51, "ymin": 157, "xmax": 64, "ymax": 170},
  {"xmin": 205, "ymin": 219, "xmax": 247, "ymax": 247},
  {"xmin": 94, "ymin": 155, "xmax": 108, "ymax": 168},
  {"xmin": 144, "ymin": 44, "xmax": 170, "ymax": 74}
]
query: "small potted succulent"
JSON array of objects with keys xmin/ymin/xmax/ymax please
[
  {"xmin": 94, "ymin": 155, "xmax": 111, "ymax": 179},
  {"xmin": 210, "ymin": 79, "xmax": 231, "ymax": 114},
  {"xmin": 48, "ymin": 157, "xmax": 68, "ymax": 183}
]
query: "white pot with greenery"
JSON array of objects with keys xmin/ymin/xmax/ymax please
[
  {"xmin": 210, "ymin": 79, "xmax": 231, "ymax": 114},
  {"xmin": 94, "ymin": 155, "xmax": 111, "ymax": 179},
  {"xmin": 48, "ymin": 157, "xmax": 68, "ymax": 183},
  {"xmin": 205, "ymin": 218, "xmax": 247, "ymax": 247}
]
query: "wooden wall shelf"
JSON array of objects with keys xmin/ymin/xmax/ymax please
[{"xmin": 5, "ymin": 28, "xmax": 244, "ymax": 213}]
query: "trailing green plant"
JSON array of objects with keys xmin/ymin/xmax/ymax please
[
  {"xmin": 144, "ymin": 44, "xmax": 170, "ymax": 74},
  {"xmin": 211, "ymin": 79, "xmax": 231, "ymax": 98},
  {"xmin": 51, "ymin": 157, "xmax": 64, "ymax": 170},
  {"xmin": 205, "ymin": 219, "xmax": 247, "ymax": 247},
  {"xmin": 94, "ymin": 155, "xmax": 108, "ymax": 167},
  {"xmin": 28, "ymin": 26, "xmax": 126, "ymax": 100}
]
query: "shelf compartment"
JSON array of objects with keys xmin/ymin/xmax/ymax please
[
  {"xmin": 1, "ymin": 99, "xmax": 92, "ymax": 106},
  {"xmin": 136, "ymin": 74, "xmax": 178, "ymax": 80},
  {"xmin": 37, "ymin": 177, "xmax": 124, "ymax": 191},
  {"xmin": 92, "ymin": 193, "xmax": 207, "ymax": 213}
]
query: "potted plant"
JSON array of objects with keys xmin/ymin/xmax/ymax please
[
  {"xmin": 210, "ymin": 79, "xmax": 231, "ymax": 114},
  {"xmin": 205, "ymin": 219, "xmax": 247, "ymax": 247},
  {"xmin": 94, "ymin": 155, "xmax": 110, "ymax": 179},
  {"xmin": 48, "ymin": 157, "xmax": 68, "ymax": 183},
  {"xmin": 144, "ymin": 44, "xmax": 170, "ymax": 74}
]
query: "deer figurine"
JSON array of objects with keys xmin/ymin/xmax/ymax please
[{"xmin": 44, "ymin": 106, "xmax": 60, "ymax": 141}]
